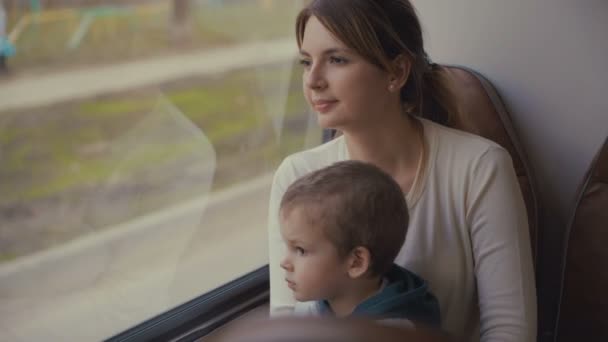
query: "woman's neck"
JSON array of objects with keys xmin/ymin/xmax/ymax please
[{"xmin": 342, "ymin": 111, "xmax": 423, "ymax": 192}]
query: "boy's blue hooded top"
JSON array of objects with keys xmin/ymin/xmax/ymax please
[{"xmin": 295, "ymin": 264, "xmax": 441, "ymax": 328}]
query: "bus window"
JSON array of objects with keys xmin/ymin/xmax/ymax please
[{"xmin": 0, "ymin": 1, "xmax": 314, "ymax": 340}]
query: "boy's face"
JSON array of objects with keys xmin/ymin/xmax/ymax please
[{"xmin": 279, "ymin": 205, "xmax": 350, "ymax": 302}]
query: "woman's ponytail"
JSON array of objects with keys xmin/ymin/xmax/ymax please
[
  {"xmin": 399, "ymin": 55, "xmax": 458, "ymax": 126},
  {"xmin": 418, "ymin": 64, "xmax": 459, "ymax": 126}
]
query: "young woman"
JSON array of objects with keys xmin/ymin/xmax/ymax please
[{"xmin": 267, "ymin": 1, "xmax": 536, "ymax": 341}]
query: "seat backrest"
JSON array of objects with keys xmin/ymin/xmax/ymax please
[
  {"xmin": 209, "ymin": 316, "xmax": 449, "ymax": 342},
  {"xmin": 555, "ymin": 137, "xmax": 608, "ymax": 341},
  {"xmin": 441, "ymin": 65, "xmax": 539, "ymax": 266},
  {"xmin": 323, "ymin": 65, "xmax": 539, "ymax": 267}
]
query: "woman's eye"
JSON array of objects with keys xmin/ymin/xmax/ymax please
[{"xmin": 329, "ymin": 56, "xmax": 347, "ymax": 64}]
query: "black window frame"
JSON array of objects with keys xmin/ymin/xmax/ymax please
[{"xmin": 105, "ymin": 265, "xmax": 269, "ymax": 342}]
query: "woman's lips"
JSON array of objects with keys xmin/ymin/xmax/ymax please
[{"xmin": 312, "ymin": 99, "xmax": 338, "ymax": 113}]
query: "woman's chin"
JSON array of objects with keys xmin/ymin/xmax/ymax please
[{"xmin": 316, "ymin": 114, "xmax": 345, "ymax": 131}]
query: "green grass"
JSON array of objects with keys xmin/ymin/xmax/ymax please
[
  {"xmin": 20, "ymin": 140, "xmax": 202, "ymax": 200},
  {"xmin": 78, "ymin": 98, "xmax": 155, "ymax": 118},
  {"xmin": 0, "ymin": 253, "xmax": 17, "ymax": 263},
  {"xmin": 0, "ymin": 63, "xmax": 309, "ymax": 205}
]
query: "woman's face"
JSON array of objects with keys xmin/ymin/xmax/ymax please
[{"xmin": 299, "ymin": 16, "xmax": 394, "ymax": 130}]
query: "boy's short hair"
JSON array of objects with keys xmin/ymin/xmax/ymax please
[{"xmin": 280, "ymin": 160, "xmax": 408, "ymax": 276}]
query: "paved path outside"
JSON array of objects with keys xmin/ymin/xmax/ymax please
[{"xmin": 0, "ymin": 38, "xmax": 296, "ymax": 112}]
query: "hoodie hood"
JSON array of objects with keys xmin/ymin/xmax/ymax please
[{"xmin": 317, "ymin": 264, "xmax": 441, "ymax": 327}]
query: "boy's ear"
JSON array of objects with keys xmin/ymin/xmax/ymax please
[{"xmin": 346, "ymin": 246, "xmax": 372, "ymax": 279}]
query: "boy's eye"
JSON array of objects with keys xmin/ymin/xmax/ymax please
[
  {"xmin": 295, "ymin": 247, "xmax": 306, "ymax": 256},
  {"xmin": 299, "ymin": 58, "xmax": 311, "ymax": 67}
]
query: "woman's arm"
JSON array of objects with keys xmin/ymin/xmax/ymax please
[
  {"xmin": 268, "ymin": 158, "xmax": 298, "ymax": 316},
  {"xmin": 467, "ymin": 147, "xmax": 537, "ymax": 342}
]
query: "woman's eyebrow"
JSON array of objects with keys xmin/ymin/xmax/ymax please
[{"xmin": 299, "ymin": 48, "xmax": 351, "ymax": 56}]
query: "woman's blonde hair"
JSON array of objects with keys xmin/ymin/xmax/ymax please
[{"xmin": 296, "ymin": 0, "xmax": 457, "ymax": 124}]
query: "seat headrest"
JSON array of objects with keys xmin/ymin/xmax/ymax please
[{"xmin": 442, "ymin": 65, "xmax": 539, "ymax": 266}]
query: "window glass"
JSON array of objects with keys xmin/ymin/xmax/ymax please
[{"xmin": 0, "ymin": 0, "xmax": 315, "ymax": 340}]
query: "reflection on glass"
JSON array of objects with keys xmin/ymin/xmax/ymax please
[{"xmin": 0, "ymin": 0, "xmax": 316, "ymax": 340}]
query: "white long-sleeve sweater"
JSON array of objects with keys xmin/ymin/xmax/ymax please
[{"xmin": 267, "ymin": 118, "xmax": 537, "ymax": 342}]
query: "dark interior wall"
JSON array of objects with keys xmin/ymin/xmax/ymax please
[{"xmin": 410, "ymin": 0, "xmax": 608, "ymax": 340}]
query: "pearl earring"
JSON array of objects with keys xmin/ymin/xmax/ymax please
[{"xmin": 389, "ymin": 85, "xmax": 395, "ymax": 92}]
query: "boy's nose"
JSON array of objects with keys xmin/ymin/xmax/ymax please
[{"xmin": 280, "ymin": 257, "xmax": 293, "ymax": 271}]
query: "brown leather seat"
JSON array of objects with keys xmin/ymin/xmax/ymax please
[
  {"xmin": 443, "ymin": 65, "xmax": 539, "ymax": 267},
  {"xmin": 554, "ymin": 137, "xmax": 608, "ymax": 341},
  {"xmin": 207, "ymin": 316, "xmax": 451, "ymax": 342}
]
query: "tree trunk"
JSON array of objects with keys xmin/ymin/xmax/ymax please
[{"xmin": 171, "ymin": 0, "xmax": 192, "ymax": 46}]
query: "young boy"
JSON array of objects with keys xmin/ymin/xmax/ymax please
[{"xmin": 279, "ymin": 160, "xmax": 440, "ymax": 327}]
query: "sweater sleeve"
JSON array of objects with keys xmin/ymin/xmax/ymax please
[
  {"xmin": 466, "ymin": 147, "xmax": 537, "ymax": 342},
  {"xmin": 268, "ymin": 157, "xmax": 298, "ymax": 316}
]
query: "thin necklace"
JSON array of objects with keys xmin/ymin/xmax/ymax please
[{"xmin": 407, "ymin": 117, "xmax": 426, "ymax": 203}]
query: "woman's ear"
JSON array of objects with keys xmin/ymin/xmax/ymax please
[
  {"xmin": 387, "ymin": 54, "xmax": 411, "ymax": 92},
  {"xmin": 346, "ymin": 246, "xmax": 372, "ymax": 279}
]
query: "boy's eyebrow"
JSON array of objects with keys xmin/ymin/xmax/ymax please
[
  {"xmin": 284, "ymin": 236, "xmax": 309, "ymax": 247},
  {"xmin": 284, "ymin": 237, "xmax": 300, "ymax": 244},
  {"xmin": 299, "ymin": 48, "xmax": 351, "ymax": 56}
]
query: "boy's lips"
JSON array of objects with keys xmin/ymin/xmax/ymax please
[{"xmin": 285, "ymin": 279, "xmax": 296, "ymax": 290}]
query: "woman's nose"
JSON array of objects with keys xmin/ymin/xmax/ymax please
[{"xmin": 305, "ymin": 64, "xmax": 327, "ymax": 90}]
